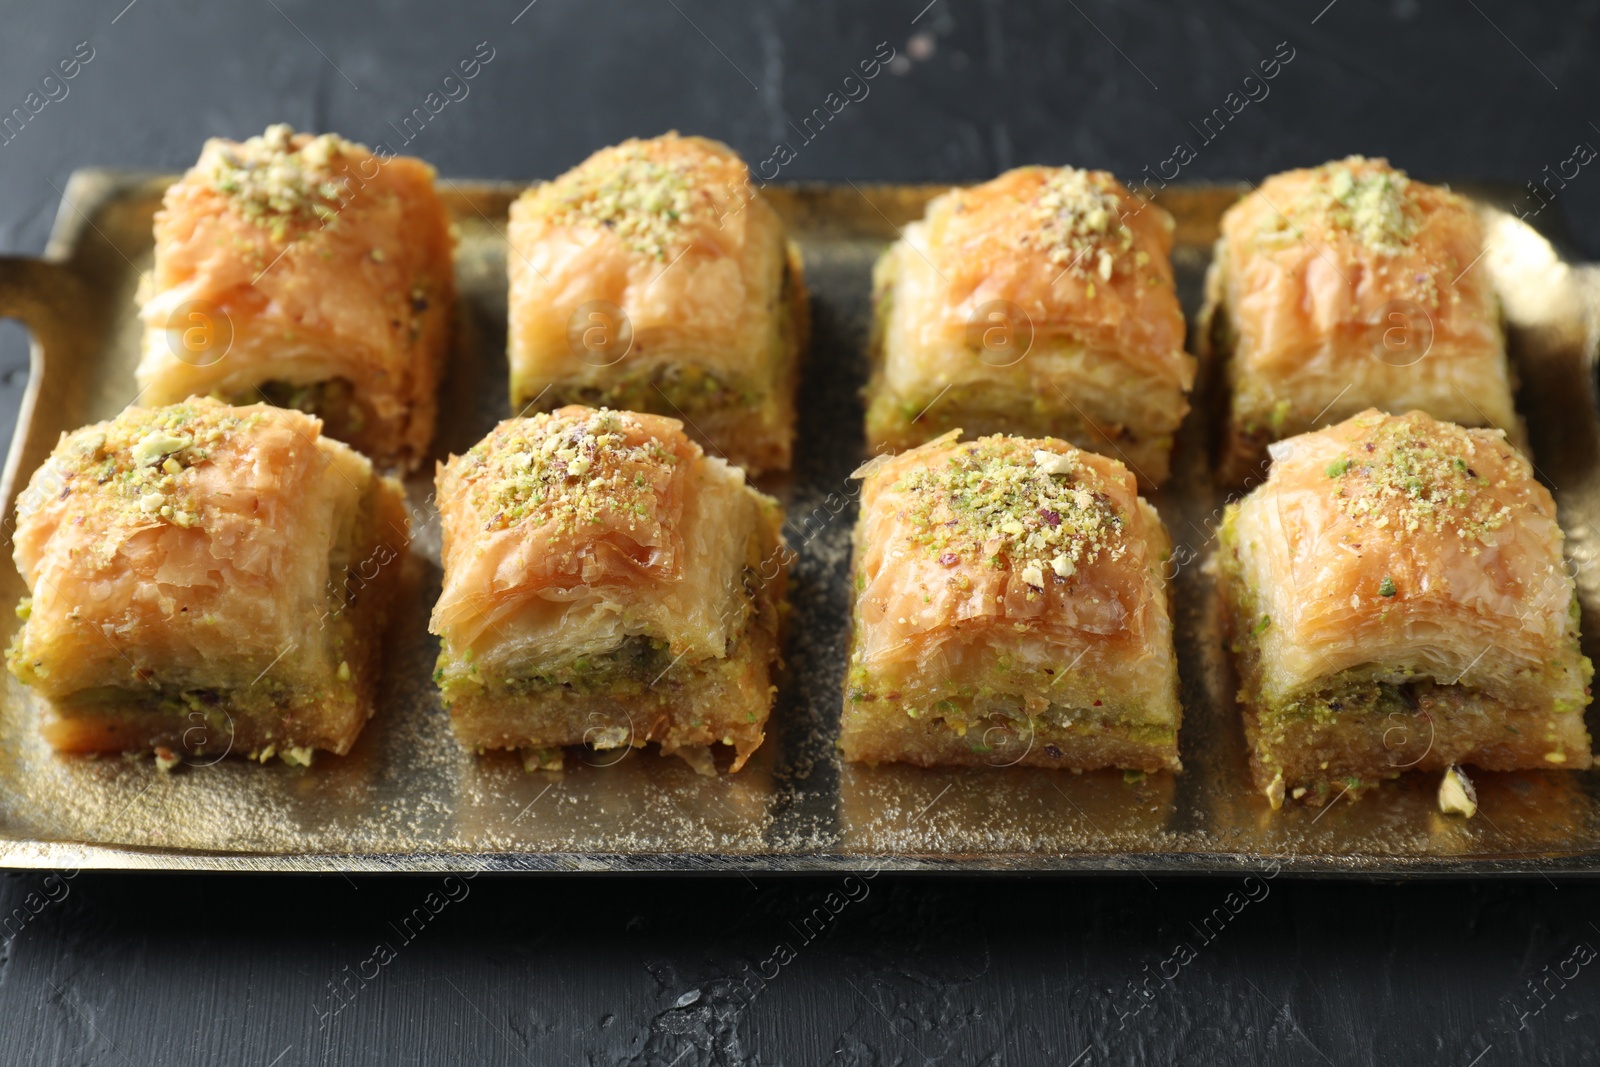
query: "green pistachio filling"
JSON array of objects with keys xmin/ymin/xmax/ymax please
[{"xmin": 234, "ymin": 378, "xmax": 368, "ymax": 437}]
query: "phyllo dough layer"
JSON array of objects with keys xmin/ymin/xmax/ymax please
[
  {"xmin": 7, "ymin": 398, "xmax": 410, "ymax": 762},
  {"xmin": 841, "ymin": 430, "xmax": 1181, "ymax": 772},
  {"xmin": 1205, "ymin": 156, "xmax": 1515, "ymax": 477},
  {"xmin": 1218, "ymin": 409, "xmax": 1592, "ymax": 807},
  {"xmin": 429, "ymin": 405, "xmax": 786, "ymax": 772},
  {"xmin": 866, "ymin": 166, "xmax": 1195, "ymax": 487},
  {"xmin": 506, "ymin": 133, "xmax": 808, "ymax": 475},
  {"xmin": 136, "ymin": 124, "xmax": 455, "ymax": 470}
]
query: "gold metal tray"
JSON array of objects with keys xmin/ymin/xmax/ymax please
[{"xmin": 0, "ymin": 172, "xmax": 1597, "ymax": 875}]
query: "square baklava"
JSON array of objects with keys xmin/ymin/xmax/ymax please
[
  {"xmin": 135, "ymin": 124, "xmax": 455, "ymax": 469},
  {"xmin": 1218, "ymin": 409, "xmax": 1592, "ymax": 807},
  {"xmin": 840, "ymin": 431, "xmax": 1182, "ymax": 772},
  {"xmin": 429, "ymin": 405, "xmax": 786, "ymax": 772},
  {"xmin": 1205, "ymin": 156, "xmax": 1516, "ymax": 478},
  {"xmin": 7, "ymin": 398, "xmax": 410, "ymax": 762},
  {"xmin": 865, "ymin": 166, "xmax": 1195, "ymax": 487},
  {"xmin": 506, "ymin": 133, "xmax": 808, "ymax": 475}
]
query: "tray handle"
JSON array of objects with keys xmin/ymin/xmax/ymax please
[{"xmin": 0, "ymin": 255, "xmax": 91, "ymax": 530}]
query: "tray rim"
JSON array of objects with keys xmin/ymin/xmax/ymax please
[{"xmin": 9, "ymin": 839, "xmax": 1600, "ymax": 877}]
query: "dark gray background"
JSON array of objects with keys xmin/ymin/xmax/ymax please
[{"xmin": 2, "ymin": 1, "xmax": 1600, "ymax": 1063}]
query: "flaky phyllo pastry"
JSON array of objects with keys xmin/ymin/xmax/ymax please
[
  {"xmin": 136, "ymin": 124, "xmax": 455, "ymax": 469},
  {"xmin": 6, "ymin": 399, "xmax": 410, "ymax": 763},
  {"xmin": 1205, "ymin": 157, "xmax": 1516, "ymax": 478},
  {"xmin": 866, "ymin": 166, "xmax": 1195, "ymax": 487},
  {"xmin": 506, "ymin": 133, "xmax": 808, "ymax": 475},
  {"xmin": 1218, "ymin": 410, "xmax": 1592, "ymax": 807},
  {"xmin": 429, "ymin": 406, "xmax": 786, "ymax": 773},
  {"xmin": 841, "ymin": 431, "xmax": 1181, "ymax": 772}
]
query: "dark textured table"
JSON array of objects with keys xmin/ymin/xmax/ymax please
[{"xmin": 2, "ymin": 1, "xmax": 1599, "ymax": 1063}]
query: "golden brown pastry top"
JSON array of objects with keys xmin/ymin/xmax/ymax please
[
  {"xmin": 434, "ymin": 405, "xmax": 694, "ymax": 595},
  {"xmin": 515, "ymin": 132, "xmax": 752, "ymax": 261},
  {"xmin": 505, "ymin": 133, "xmax": 790, "ymax": 385},
  {"xmin": 428, "ymin": 404, "xmax": 704, "ymax": 639},
  {"xmin": 1232, "ymin": 410, "xmax": 1576, "ymax": 702},
  {"xmin": 1218, "ymin": 157, "xmax": 1499, "ymax": 366},
  {"xmin": 851, "ymin": 431, "xmax": 1169, "ymax": 678},
  {"xmin": 16, "ymin": 398, "xmax": 324, "ymax": 555},
  {"xmin": 917, "ymin": 166, "xmax": 1188, "ymax": 381},
  {"xmin": 144, "ymin": 124, "xmax": 447, "ymax": 350},
  {"xmin": 1258, "ymin": 409, "xmax": 1552, "ymax": 587}
]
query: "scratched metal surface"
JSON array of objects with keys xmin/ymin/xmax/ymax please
[{"xmin": 0, "ymin": 172, "xmax": 1596, "ymax": 874}]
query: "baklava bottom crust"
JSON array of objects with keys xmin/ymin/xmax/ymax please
[
  {"xmin": 446, "ymin": 617, "xmax": 780, "ymax": 773},
  {"xmin": 839, "ymin": 706, "xmax": 1179, "ymax": 774},
  {"xmin": 1239, "ymin": 684, "xmax": 1593, "ymax": 806}
]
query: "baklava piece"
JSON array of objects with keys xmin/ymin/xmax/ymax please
[
  {"xmin": 506, "ymin": 133, "xmax": 808, "ymax": 475},
  {"xmin": 136, "ymin": 124, "xmax": 455, "ymax": 469},
  {"xmin": 1218, "ymin": 410, "xmax": 1592, "ymax": 807},
  {"xmin": 7, "ymin": 399, "xmax": 410, "ymax": 762},
  {"xmin": 865, "ymin": 166, "xmax": 1194, "ymax": 487},
  {"xmin": 1205, "ymin": 157, "xmax": 1516, "ymax": 478},
  {"xmin": 841, "ymin": 431, "xmax": 1182, "ymax": 772},
  {"xmin": 429, "ymin": 405, "xmax": 786, "ymax": 772}
]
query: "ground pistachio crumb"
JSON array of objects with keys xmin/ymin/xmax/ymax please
[
  {"xmin": 1438, "ymin": 765, "xmax": 1478, "ymax": 818},
  {"xmin": 526, "ymin": 139, "xmax": 731, "ymax": 260},
  {"xmin": 891, "ymin": 436, "xmax": 1125, "ymax": 585},
  {"xmin": 1258, "ymin": 156, "xmax": 1421, "ymax": 255},
  {"xmin": 1013, "ymin": 166, "xmax": 1136, "ymax": 274},
  {"xmin": 1326, "ymin": 414, "xmax": 1514, "ymax": 543},
  {"xmin": 458, "ymin": 407, "xmax": 675, "ymax": 536},
  {"xmin": 20, "ymin": 398, "xmax": 270, "ymax": 534},
  {"xmin": 205, "ymin": 124, "xmax": 370, "ymax": 242}
]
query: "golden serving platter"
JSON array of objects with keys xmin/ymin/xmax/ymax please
[{"xmin": 0, "ymin": 171, "xmax": 1597, "ymax": 873}]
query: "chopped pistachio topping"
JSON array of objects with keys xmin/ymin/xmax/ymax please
[
  {"xmin": 458, "ymin": 408, "xmax": 675, "ymax": 534},
  {"xmin": 1437, "ymin": 765, "xmax": 1478, "ymax": 818},
  {"xmin": 1033, "ymin": 449, "xmax": 1074, "ymax": 476},
  {"xmin": 1321, "ymin": 162, "xmax": 1417, "ymax": 253},
  {"xmin": 205, "ymin": 123, "xmax": 366, "ymax": 241},
  {"xmin": 892, "ymin": 436, "xmax": 1125, "ymax": 586},
  {"xmin": 131, "ymin": 431, "xmax": 193, "ymax": 468},
  {"xmin": 1021, "ymin": 167, "xmax": 1135, "ymax": 274},
  {"xmin": 1324, "ymin": 417, "xmax": 1513, "ymax": 542},
  {"xmin": 1261, "ymin": 157, "xmax": 1420, "ymax": 255},
  {"xmin": 21, "ymin": 400, "xmax": 267, "ymax": 532},
  {"xmin": 529, "ymin": 144, "xmax": 721, "ymax": 260},
  {"xmin": 280, "ymin": 745, "xmax": 315, "ymax": 767},
  {"xmin": 1378, "ymin": 576, "xmax": 1397, "ymax": 597}
]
